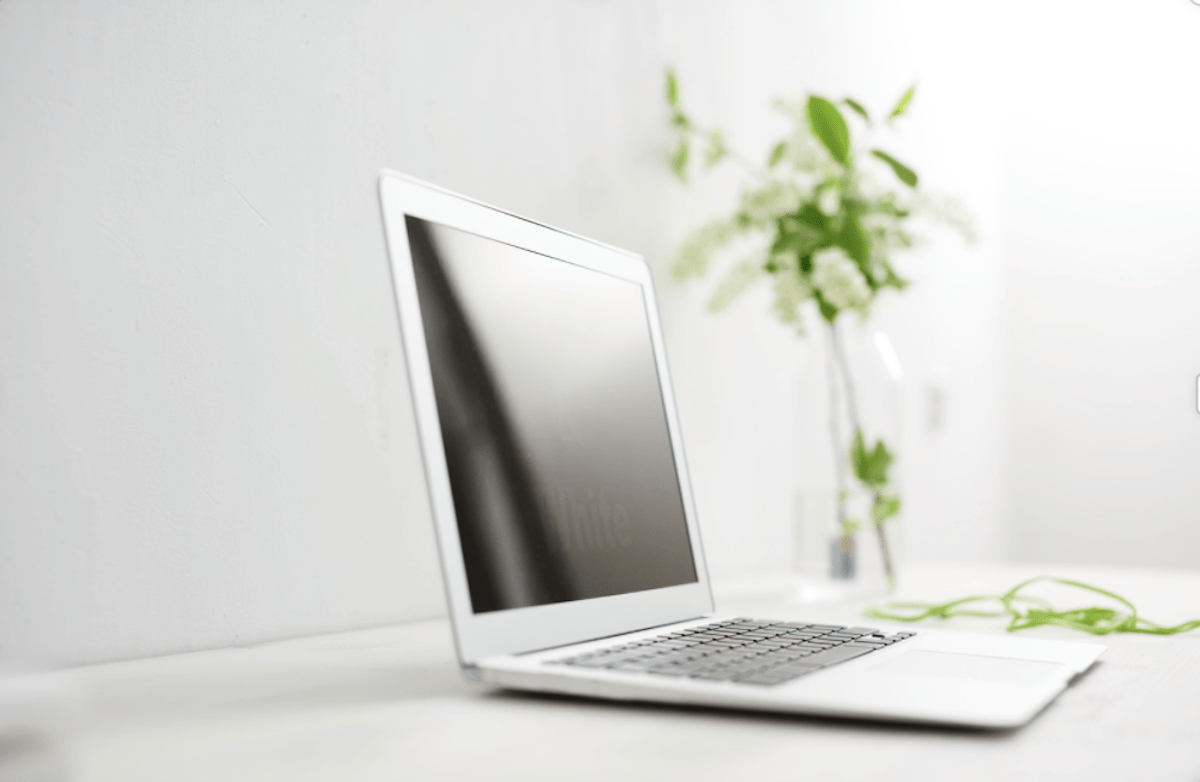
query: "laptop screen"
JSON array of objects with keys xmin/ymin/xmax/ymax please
[{"xmin": 406, "ymin": 215, "xmax": 698, "ymax": 614}]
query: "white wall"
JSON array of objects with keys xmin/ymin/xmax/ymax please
[
  {"xmin": 1003, "ymin": 1, "xmax": 1200, "ymax": 567},
  {"xmin": 9, "ymin": 0, "xmax": 1181, "ymax": 667},
  {"xmin": 0, "ymin": 1, "xmax": 444, "ymax": 666}
]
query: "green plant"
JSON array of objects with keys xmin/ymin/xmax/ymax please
[{"xmin": 665, "ymin": 69, "xmax": 972, "ymax": 588}]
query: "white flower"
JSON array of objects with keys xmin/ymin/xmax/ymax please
[
  {"xmin": 812, "ymin": 246, "xmax": 871, "ymax": 313},
  {"xmin": 771, "ymin": 262, "xmax": 814, "ymax": 331},
  {"xmin": 739, "ymin": 180, "xmax": 803, "ymax": 228},
  {"xmin": 817, "ymin": 187, "xmax": 841, "ymax": 217}
]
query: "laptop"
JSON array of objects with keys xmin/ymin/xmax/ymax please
[{"xmin": 376, "ymin": 170, "xmax": 1104, "ymax": 729}]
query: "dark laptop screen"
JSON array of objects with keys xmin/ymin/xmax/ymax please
[{"xmin": 405, "ymin": 215, "xmax": 697, "ymax": 614}]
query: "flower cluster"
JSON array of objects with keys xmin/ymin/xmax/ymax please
[
  {"xmin": 666, "ymin": 72, "xmax": 972, "ymax": 333},
  {"xmin": 812, "ymin": 247, "xmax": 871, "ymax": 314}
]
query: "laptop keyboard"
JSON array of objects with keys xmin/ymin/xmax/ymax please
[{"xmin": 547, "ymin": 618, "xmax": 914, "ymax": 686}]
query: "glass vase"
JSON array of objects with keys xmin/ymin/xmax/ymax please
[{"xmin": 792, "ymin": 316, "xmax": 904, "ymax": 601}]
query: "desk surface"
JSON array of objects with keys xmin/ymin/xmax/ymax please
[{"xmin": 33, "ymin": 562, "xmax": 1200, "ymax": 781}]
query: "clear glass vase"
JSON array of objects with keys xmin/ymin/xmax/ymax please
[{"xmin": 792, "ymin": 315, "xmax": 904, "ymax": 601}]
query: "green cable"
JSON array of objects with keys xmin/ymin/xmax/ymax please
[{"xmin": 865, "ymin": 576, "xmax": 1200, "ymax": 636}]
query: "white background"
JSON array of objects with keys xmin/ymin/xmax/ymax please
[{"xmin": 2, "ymin": 0, "xmax": 1197, "ymax": 667}]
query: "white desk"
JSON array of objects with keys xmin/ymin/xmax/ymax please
[{"xmin": 27, "ymin": 562, "xmax": 1200, "ymax": 781}]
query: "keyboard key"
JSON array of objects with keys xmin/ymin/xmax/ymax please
[{"xmin": 780, "ymin": 649, "xmax": 816, "ymax": 660}]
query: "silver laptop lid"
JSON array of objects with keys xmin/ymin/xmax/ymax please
[{"xmin": 378, "ymin": 171, "xmax": 713, "ymax": 665}]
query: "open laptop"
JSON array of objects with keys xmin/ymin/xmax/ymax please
[{"xmin": 377, "ymin": 170, "xmax": 1104, "ymax": 729}]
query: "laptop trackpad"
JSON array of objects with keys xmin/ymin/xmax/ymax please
[{"xmin": 870, "ymin": 650, "xmax": 1064, "ymax": 685}]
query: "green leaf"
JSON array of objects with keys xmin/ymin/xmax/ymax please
[
  {"xmin": 704, "ymin": 129, "xmax": 727, "ymax": 167},
  {"xmin": 670, "ymin": 139, "xmax": 689, "ymax": 181},
  {"xmin": 666, "ymin": 68, "xmax": 680, "ymax": 107},
  {"xmin": 837, "ymin": 215, "xmax": 871, "ymax": 269},
  {"xmin": 868, "ymin": 441, "xmax": 893, "ymax": 486},
  {"xmin": 850, "ymin": 430, "xmax": 894, "ymax": 489},
  {"xmin": 870, "ymin": 149, "xmax": 918, "ymax": 187},
  {"xmin": 771, "ymin": 214, "xmax": 823, "ymax": 257},
  {"xmin": 794, "ymin": 202, "xmax": 830, "ymax": 234},
  {"xmin": 843, "ymin": 98, "xmax": 870, "ymax": 123},
  {"xmin": 889, "ymin": 85, "xmax": 915, "ymax": 121},
  {"xmin": 871, "ymin": 494, "xmax": 901, "ymax": 525},
  {"xmin": 851, "ymin": 430, "xmax": 867, "ymax": 476},
  {"xmin": 768, "ymin": 141, "xmax": 787, "ymax": 168},
  {"xmin": 806, "ymin": 95, "xmax": 851, "ymax": 167}
]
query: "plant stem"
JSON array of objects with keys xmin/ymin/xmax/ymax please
[
  {"xmin": 873, "ymin": 493, "xmax": 897, "ymax": 591},
  {"xmin": 831, "ymin": 319, "xmax": 896, "ymax": 590},
  {"xmin": 681, "ymin": 122, "xmax": 769, "ymax": 180}
]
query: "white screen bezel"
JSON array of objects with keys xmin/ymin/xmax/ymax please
[{"xmin": 377, "ymin": 170, "xmax": 713, "ymax": 665}]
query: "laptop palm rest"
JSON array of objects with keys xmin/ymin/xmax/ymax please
[{"xmin": 868, "ymin": 650, "xmax": 1065, "ymax": 686}]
